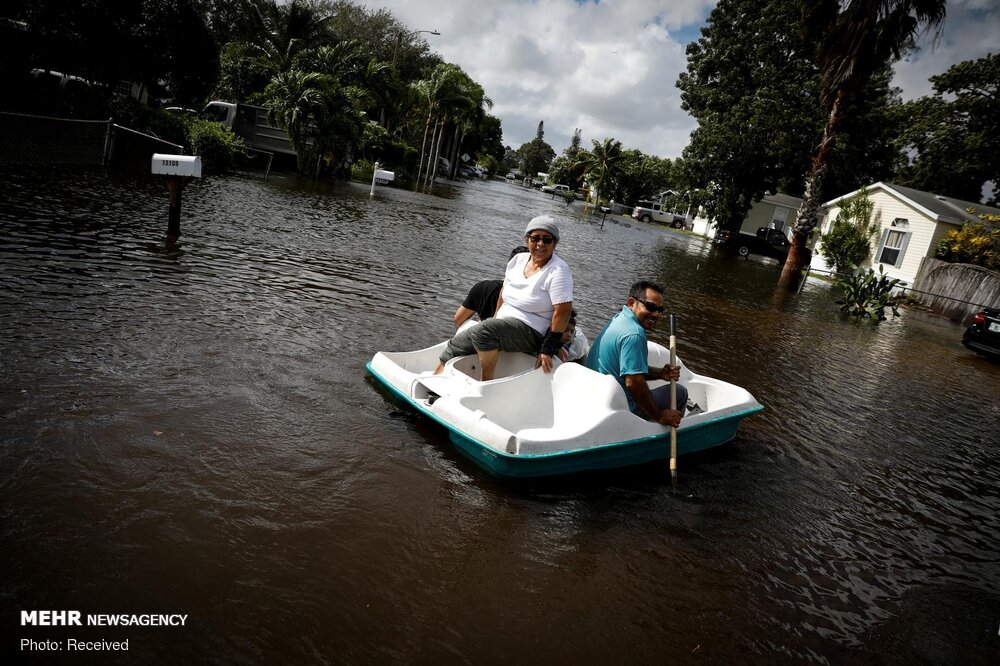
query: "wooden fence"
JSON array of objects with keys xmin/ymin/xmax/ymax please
[{"xmin": 910, "ymin": 257, "xmax": 1000, "ymax": 323}]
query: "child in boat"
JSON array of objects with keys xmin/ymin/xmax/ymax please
[{"xmin": 560, "ymin": 311, "xmax": 590, "ymax": 363}]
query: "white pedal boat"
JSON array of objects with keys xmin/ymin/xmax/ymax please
[{"xmin": 367, "ymin": 323, "xmax": 763, "ymax": 478}]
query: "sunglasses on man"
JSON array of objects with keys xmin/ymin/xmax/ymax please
[{"xmin": 635, "ymin": 298, "xmax": 666, "ymax": 314}]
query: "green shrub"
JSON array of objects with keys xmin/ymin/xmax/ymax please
[
  {"xmin": 351, "ymin": 159, "xmax": 374, "ymax": 182},
  {"xmin": 110, "ymin": 97, "xmax": 188, "ymax": 146},
  {"xmin": 834, "ymin": 265, "xmax": 902, "ymax": 321},
  {"xmin": 186, "ymin": 119, "xmax": 249, "ymax": 173},
  {"xmin": 562, "ymin": 190, "xmax": 576, "ymax": 204},
  {"xmin": 935, "ymin": 217, "xmax": 999, "ymax": 270},
  {"xmin": 819, "ymin": 186, "xmax": 880, "ymax": 274}
]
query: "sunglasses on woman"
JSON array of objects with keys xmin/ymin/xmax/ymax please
[{"xmin": 526, "ymin": 235, "xmax": 555, "ymax": 245}]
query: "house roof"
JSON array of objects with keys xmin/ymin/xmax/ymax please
[
  {"xmin": 824, "ymin": 182, "xmax": 1000, "ymax": 225},
  {"xmin": 762, "ymin": 192, "xmax": 803, "ymax": 209}
]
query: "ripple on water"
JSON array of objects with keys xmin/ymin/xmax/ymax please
[{"xmin": 2, "ymin": 167, "xmax": 999, "ymax": 662}]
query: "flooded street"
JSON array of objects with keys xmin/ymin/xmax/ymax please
[{"xmin": 2, "ymin": 166, "xmax": 999, "ymax": 664}]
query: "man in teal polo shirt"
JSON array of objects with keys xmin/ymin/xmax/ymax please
[{"xmin": 586, "ymin": 281, "xmax": 687, "ymax": 427}]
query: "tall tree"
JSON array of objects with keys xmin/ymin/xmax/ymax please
[
  {"xmin": 548, "ymin": 129, "xmax": 587, "ymax": 191},
  {"xmin": 677, "ymin": 0, "xmax": 820, "ymax": 231},
  {"xmin": 410, "ymin": 62, "xmax": 468, "ymax": 187},
  {"xmin": 9, "ymin": 0, "xmax": 219, "ymax": 109},
  {"xmin": 518, "ymin": 138, "xmax": 555, "ymax": 180},
  {"xmin": 446, "ymin": 80, "xmax": 493, "ymax": 179},
  {"xmin": 242, "ymin": 0, "xmax": 335, "ymax": 73},
  {"xmin": 779, "ymin": 0, "xmax": 947, "ymax": 288},
  {"xmin": 574, "ymin": 137, "xmax": 624, "ymax": 206},
  {"xmin": 893, "ymin": 53, "xmax": 999, "ymax": 205},
  {"xmin": 264, "ymin": 69, "xmax": 325, "ymax": 171},
  {"xmin": 611, "ymin": 150, "xmax": 677, "ymax": 206},
  {"xmin": 460, "ymin": 114, "xmax": 505, "ymax": 167}
]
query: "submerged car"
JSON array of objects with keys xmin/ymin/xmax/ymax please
[
  {"xmin": 714, "ymin": 227, "xmax": 809, "ymax": 265},
  {"xmin": 962, "ymin": 307, "xmax": 1000, "ymax": 358}
]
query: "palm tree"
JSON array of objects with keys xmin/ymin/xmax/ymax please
[
  {"xmin": 297, "ymin": 41, "xmax": 396, "ymax": 124},
  {"xmin": 426, "ymin": 73, "xmax": 490, "ymax": 185},
  {"xmin": 264, "ymin": 69, "xmax": 327, "ymax": 172},
  {"xmin": 574, "ymin": 137, "xmax": 624, "ymax": 208},
  {"xmin": 447, "ymin": 82, "xmax": 493, "ymax": 179},
  {"xmin": 778, "ymin": 0, "xmax": 946, "ymax": 289},
  {"xmin": 242, "ymin": 0, "xmax": 336, "ymax": 73},
  {"xmin": 411, "ymin": 63, "xmax": 465, "ymax": 188}
]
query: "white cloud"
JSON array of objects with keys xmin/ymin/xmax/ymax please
[
  {"xmin": 892, "ymin": 0, "xmax": 1000, "ymax": 100},
  {"xmin": 365, "ymin": 0, "xmax": 999, "ymax": 159}
]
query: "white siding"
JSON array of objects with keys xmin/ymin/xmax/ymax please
[
  {"xmin": 739, "ymin": 202, "xmax": 797, "ymax": 240},
  {"xmin": 815, "ymin": 188, "xmax": 940, "ymax": 285},
  {"xmin": 739, "ymin": 202, "xmax": 776, "ymax": 236},
  {"xmin": 865, "ymin": 190, "xmax": 937, "ymax": 285}
]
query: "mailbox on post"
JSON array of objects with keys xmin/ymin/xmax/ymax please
[
  {"xmin": 151, "ymin": 153, "xmax": 202, "ymax": 238},
  {"xmin": 369, "ymin": 161, "xmax": 395, "ymax": 196},
  {"xmin": 152, "ymin": 153, "xmax": 202, "ymax": 178}
]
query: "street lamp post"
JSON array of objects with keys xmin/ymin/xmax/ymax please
[
  {"xmin": 392, "ymin": 29, "xmax": 440, "ymax": 68},
  {"xmin": 383, "ymin": 29, "xmax": 439, "ymax": 128}
]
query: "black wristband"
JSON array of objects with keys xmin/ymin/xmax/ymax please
[{"xmin": 540, "ymin": 329, "xmax": 564, "ymax": 356}]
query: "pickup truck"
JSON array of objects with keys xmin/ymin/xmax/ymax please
[
  {"xmin": 632, "ymin": 201, "xmax": 692, "ymax": 230},
  {"xmin": 714, "ymin": 227, "xmax": 807, "ymax": 264},
  {"xmin": 200, "ymin": 101, "xmax": 297, "ymax": 158},
  {"xmin": 541, "ymin": 184, "xmax": 570, "ymax": 194}
]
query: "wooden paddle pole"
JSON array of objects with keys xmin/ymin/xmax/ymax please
[{"xmin": 669, "ymin": 314, "xmax": 678, "ymax": 490}]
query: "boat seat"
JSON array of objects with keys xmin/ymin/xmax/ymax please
[
  {"xmin": 551, "ymin": 362, "xmax": 630, "ymax": 414},
  {"xmin": 514, "ymin": 362, "xmax": 663, "ymax": 454}
]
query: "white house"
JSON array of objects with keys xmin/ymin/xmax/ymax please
[
  {"xmin": 737, "ymin": 192, "xmax": 804, "ymax": 239},
  {"xmin": 686, "ymin": 192, "xmax": 805, "ymax": 239},
  {"xmin": 809, "ymin": 182, "xmax": 1000, "ymax": 286}
]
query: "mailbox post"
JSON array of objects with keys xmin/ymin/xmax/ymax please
[
  {"xmin": 369, "ymin": 161, "xmax": 395, "ymax": 197},
  {"xmin": 151, "ymin": 154, "xmax": 202, "ymax": 237}
]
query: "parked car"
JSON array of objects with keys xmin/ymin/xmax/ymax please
[
  {"xmin": 541, "ymin": 184, "xmax": 570, "ymax": 194},
  {"xmin": 530, "ymin": 178, "xmax": 544, "ymax": 188},
  {"xmin": 459, "ymin": 165, "xmax": 482, "ymax": 178},
  {"xmin": 962, "ymin": 307, "xmax": 1000, "ymax": 358},
  {"xmin": 505, "ymin": 172, "xmax": 516, "ymax": 180},
  {"xmin": 714, "ymin": 227, "xmax": 807, "ymax": 265},
  {"xmin": 632, "ymin": 201, "xmax": 692, "ymax": 229}
]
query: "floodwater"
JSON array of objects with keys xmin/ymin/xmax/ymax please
[{"xmin": 2, "ymin": 166, "xmax": 999, "ymax": 664}]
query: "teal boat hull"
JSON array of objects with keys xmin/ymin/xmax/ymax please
[{"xmin": 367, "ymin": 361, "xmax": 763, "ymax": 479}]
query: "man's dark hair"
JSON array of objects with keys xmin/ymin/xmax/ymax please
[
  {"xmin": 509, "ymin": 246, "xmax": 529, "ymax": 260},
  {"xmin": 629, "ymin": 281, "xmax": 665, "ymax": 301}
]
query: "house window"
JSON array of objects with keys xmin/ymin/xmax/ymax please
[{"xmin": 878, "ymin": 230, "xmax": 908, "ymax": 266}]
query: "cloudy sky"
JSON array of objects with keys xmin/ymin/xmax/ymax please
[{"xmin": 365, "ymin": 0, "xmax": 1000, "ymax": 159}]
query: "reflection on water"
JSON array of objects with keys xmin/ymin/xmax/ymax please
[{"xmin": 2, "ymin": 166, "xmax": 999, "ymax": 663}]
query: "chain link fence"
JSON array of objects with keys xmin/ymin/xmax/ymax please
[
  {"xmin": 0, "ymin": 111, "xmax": 182, "ymax": 169},
  {"xmin": 106, "ymin": 122, "xmax": 182, "ymax": 169},
  {"xmin": 0, "ymin": 111, "xmax": 111, "ymax": 165}
]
